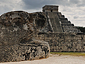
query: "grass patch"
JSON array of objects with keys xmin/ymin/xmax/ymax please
[{"xmin": 50, "ymin": 52, "xmax": 85, "ymax": 56}]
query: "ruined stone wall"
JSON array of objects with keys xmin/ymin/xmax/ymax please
[
  {"xmin": 0, "ymin": 11, "xmax": 50, "ymax": 62},
  {"xmin": 35, "ymin": 33, "xmax": 85, "ymax": 52}
]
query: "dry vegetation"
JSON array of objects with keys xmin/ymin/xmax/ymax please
[{"xmin": 50, "ymin": 52, "xmax": 85, "ymax": 56}]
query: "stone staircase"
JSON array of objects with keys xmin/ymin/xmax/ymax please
[
  {"xmin": 57, "ymin": 12, "xmax": 81, "ymax": 33},
  {"xmin": 46, "ymin": 12, "xmax": 63, "ymax": 32}
]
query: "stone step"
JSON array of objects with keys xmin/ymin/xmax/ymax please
[
  {"xmin": 60, "ymin": 20, "xmax": 70, "ymax": 23},
  {"xmin": 61, "ymin": 23, "xmax": 74, "ymax": 26},
  {"xmin": 57, "ymin": 12, "xmax": 65, "ymax": 18},
  {"xmin": 62, "ymin": 26, "xmax": 81, "ymax": 33},
  {"xmin": 60, "ymin": 15, "xmax": 65, "ymax": 18},
  {"xmin": 68, "ymin": 21, "xmax": 71, "ymax": 23},
  {"xmin": 60, "ymin": 18, "xmax": 68, "ymax": 20}
]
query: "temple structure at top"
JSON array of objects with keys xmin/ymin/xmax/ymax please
[{"xmin": 43, "ymin": 5, "xmax": 59, "ymax": 12}]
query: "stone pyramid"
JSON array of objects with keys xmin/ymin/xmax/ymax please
[{"xmin": 40, "ymin": 5, "xmax": 81, "ymax": 33}]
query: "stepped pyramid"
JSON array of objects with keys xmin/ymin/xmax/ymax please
[{"xmin": 41, "ymin": 5, "xmax": 81, "ymax": 33}]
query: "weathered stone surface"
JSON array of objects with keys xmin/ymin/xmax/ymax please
[
  {"xmin": 0, "ymin": 5, "xmax": 84, "ymax": 62},
  {"xmin": 0, "ymin": 11, "xmax": 33, "ymax": 45},
  {"xmin": 0, "ymin": 11, "xmax": 50, "ymax": 62},
  {"xmin": 0, "ymin": 39, "xmax": 50, "ymax": 62},
  {"xmin": 35, "ymin": 33, "xmax": 85, "ymax": 52}
]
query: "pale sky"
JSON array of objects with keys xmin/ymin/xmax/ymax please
[{"xmin": 0, "ymin": 0, "xmax": 85, "ymax": 27}]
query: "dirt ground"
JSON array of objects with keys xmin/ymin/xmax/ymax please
[{"xmin": 1, "ymin": 54, "xmax": 85, "ymax": 64}]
